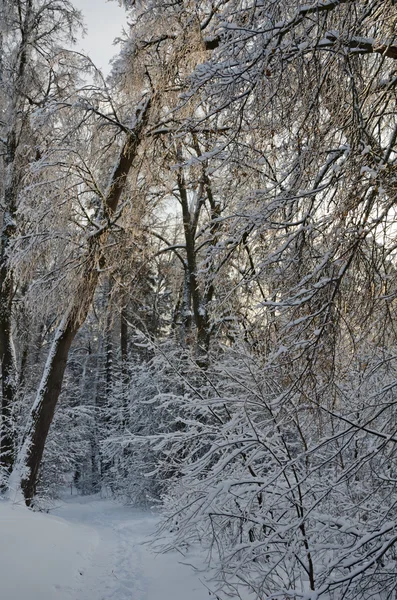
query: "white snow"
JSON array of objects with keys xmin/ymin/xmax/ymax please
[
  {"xmin": 0, "ymin": 495, "xmax": 208, "ymax": 600},
  {"xmin": 0, "ymin": 499, "xmax": 98, "ymax": 600}
]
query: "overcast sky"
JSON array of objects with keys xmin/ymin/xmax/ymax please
[{"xmin": 72, "ymin": 0, "xmax": 127, "ymax": 73}]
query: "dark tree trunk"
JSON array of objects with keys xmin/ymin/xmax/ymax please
[
  {"xmin": 0, "ymin": 267, "xmax": 16, "ymax": 473},
  {"xmin": 176, "ymin": 141, "xmax": 222, "ymax": 359},
  {"xmin": 0, "ymin": 1, "xmax": 34, "ymax": 474},
  {"xmin": 21, "ymin": 314, "xmax": 81, "ymax": 503},
  {"xmin": 105, "ymin": 283, "xmax": 114, "ymax": 398},
  {"xmin": 120, "ymin": 302, "xmax": 128, "ymax": 383},
  {"xmin": 177, "ymin": 158, "xmax": 208, "ymax": 354},
  {"xmin": 0, "ymin": 139, "xmax": 19, "ymax": 474},
  {"xmin": 13, "ymin": 100, "xmax": 151, "ymax": 505}
]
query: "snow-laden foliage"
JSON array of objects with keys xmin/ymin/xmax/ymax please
[
  {"xmin": 100, "ymin": 339, "xmax": 188, "ymax": 506},
  {"xmin": 148, "ymin": 343, "xmax": 397, "ymax": 600},
  {"xmin": 95, "ymin": 329, "xmax": 397, "ymax": 599}
]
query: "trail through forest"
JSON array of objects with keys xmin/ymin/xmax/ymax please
[
  {"xmin": 0, "ymin": 495, "xmax": 208, "ymax": 600},
  {"xmin": 2, "ymin": 1, "xmax": 397, "ymax": 598}
]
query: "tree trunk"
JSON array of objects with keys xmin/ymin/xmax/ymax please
[
  {"xmin": 105, "ymin": 281, "xmax": 114, "ymax": 398},
  {"xmin": 0, "ymin": 0, "xmax": 34, "ymax": 474},
  {"xmin": 177, "ymin": 160, "xmax": 208, "ymax": 354},
  {"xmin": 176, "ymin": 142, "xmax": 221, "ymax": 359},
  {"xmin": 11, "ymin": 99, "xmax": 151, "ymax": 505},
  {"xmin": 0, "ymin": 140, "xmax": 19, "ymax": 474},
  {"xmin": 120, "ymin": 300, "xmax": 129, "ymax": 385},
  {"xmin": 20, "ymin": 311, "xmax": 82, "ymax": 503},
  {"xmin": 0, "ymin": 266, "xmax": 16, "ymax": 473}
]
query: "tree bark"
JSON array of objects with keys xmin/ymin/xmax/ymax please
[
  {"xmin": 120, "ymin": 300, "xmax": 129, "ymax": 384},
  {"xmin": 177, "ymin": 152, "xmax": 208, "ymax": 354},
  {"xmin": 176, "ymin": 141, "xmax": 221, "ymax": 358},
  {"xmin": 0, "ymin": 0, "xmax": 34, "ymax": 475},
  {"xmin": 0, "ymin": 137, "xmax": 19, "ymax": 474},
  {"xmin": 105, "ymin": 280, "xmax": 114, "ymax": 398},
  {"xmin": 0, "ymin": 266, "xmax": 16, "ymax": 473},
  {"xmin": 13, "ymin": 98, "xmax": 151, "ymax": 505}
]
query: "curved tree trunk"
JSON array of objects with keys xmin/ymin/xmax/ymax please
[{"xmin": 10, "ymin": 99, "xmax": 151, "ymax": 505}]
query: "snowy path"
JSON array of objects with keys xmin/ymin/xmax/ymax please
[
  {"xmin": 0, "ymin": 495, "xmax": 208, "ymax": 600},
  {"xmin": 54, "ymin": 496, "xmax": 208, "ymax": 600}
]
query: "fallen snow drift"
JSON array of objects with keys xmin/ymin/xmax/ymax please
[{"xmin": 0, "ymin": 500, "xmax": 99, "ymax": 600}]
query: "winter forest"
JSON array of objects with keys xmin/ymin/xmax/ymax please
[{"xmin": 1, "ymin": 0, "xmax": 397, "ymax": 598}]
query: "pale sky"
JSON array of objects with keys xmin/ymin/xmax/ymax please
[{"xmin": 72, "ymin": 0, "xmax": 127, "ymax": 73}]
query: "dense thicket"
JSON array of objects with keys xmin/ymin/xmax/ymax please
[{"xmin": 1, "ymin": 0, "xmax": 397, "ymax": 598}]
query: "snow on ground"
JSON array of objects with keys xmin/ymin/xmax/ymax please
[
  {"xmin": 0, "ymin": 499, "xmax": 99, "ymax": 600},
  {"xmin": 0, "ymin": 494, "xmax": 209, "ymax": 600}
]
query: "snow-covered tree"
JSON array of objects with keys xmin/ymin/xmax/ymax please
[{"xmin": 0, "ymin": 0, "xmax": 83, "ymax": 479}]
